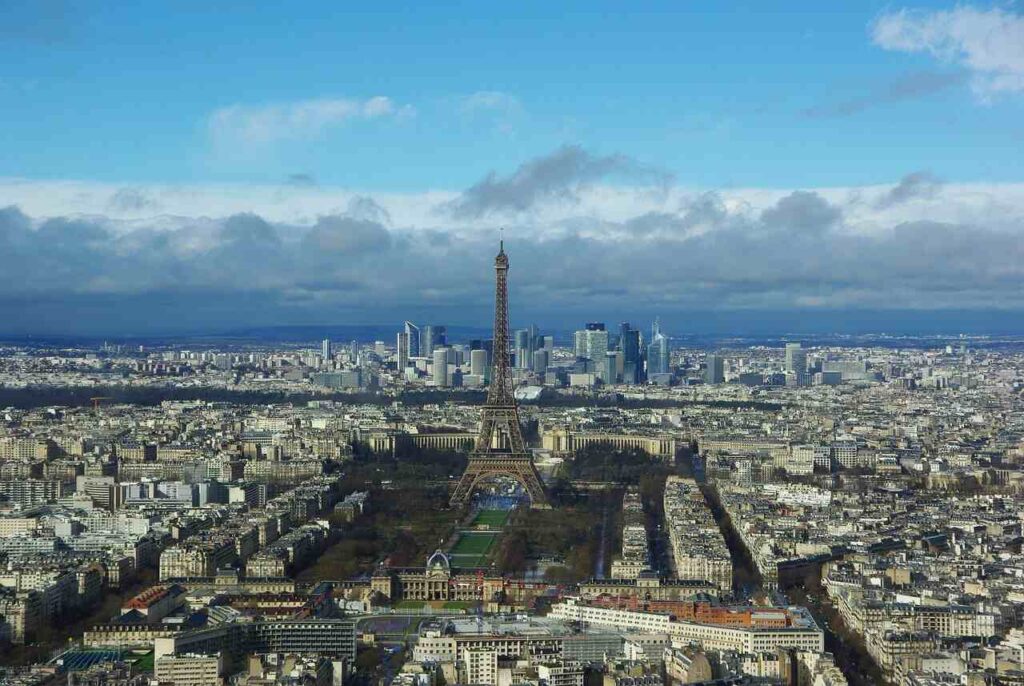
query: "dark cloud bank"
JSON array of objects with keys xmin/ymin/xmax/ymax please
[
  {"xmin": 802, "ymin": 71, "xmax": 966, "ymax": 118},
  {"xmin": 1, "ymin": 148, "xmax": 1023, "ymax": 336},
  {"xmin": 443, "ymin": 145, "xmax": 672, "ymax": 218}
]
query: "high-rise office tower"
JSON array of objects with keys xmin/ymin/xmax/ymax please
[
  {"xmin": 532, "ymin": 349, "xmax": 549, "ymax": 374},
  {"xmin": 604, "ymin": 351, "xmax": 618, "ymax": 384},
  {"xmin": 593, "ymin": 329, "xmax": 606, "ymax": 362},
  {"xmin": 470, "ymin": 338, "xmax": 494, "ymax": 355},
  {"xmin": 647, "ymin": 325, "xmax": 671, "ymax": 376},
  {"xmin": 470, "ymin": 349, "xmax": 488, "ymax": 378},
  {"xmin": 349, "ymin": 340, "xmax": 358, "ymax": 361},
  {"xmin": 645, "ymin": 317, "xmax": 671, "ymax": 376},
  {"xmin": 705, "ymin": 353, "xmax": 725, "ymax": 384},
  {"xmin": 396, "ymin": 332, "xmax": 410, "ymax": 370},
  {"xmin": 480, "ymin": 339, "xmax": 494, "ymax": 369},
  {"xmin": 647, "ymin": 337, "xmax": 661, "ymax": 375},
  {"xmin": 423, "ymin": 325, "xmax": 447, "ymax": 358},
  {"xmin": 574, "ymin": 330, "xmax": 589, "ymax": 359},
  {"xmin": 423, "ymin": 325, "xmax": 435, "ymax": 357},
  {"xmin": 619, "ymin": 324, "xmax": 641, "ymax": 384},
  {"xmin": 574, "ymin": 323, "xmax": 609, "ymax": 364},
  {"xmin": 514, "ymin": 329, "xmax": 531, "ymax": 369},
  {"xmin": 321, "ymin": 338, "xmax": 332, "ymax": 361},
  {"xmin": 432, "ymin": 348, "xmax": 449, "ymax": 387},
  {"xmin": 785, "ymin": 342, "xmax": 807, "ymax": 385},
  {"xmin": 588, "ymin": 328, "xmax": 609, "ymax": 362},
  {"xmin": 659, "ymin": 338, "xmax": 671, "ymax": 374},
  {"xmin": 404, "ymin": 321, "xmax": 420, "ymax": 358},
  {"xmin": 447, "ymin": 346, "xmax": 460, "ymax": 365}
]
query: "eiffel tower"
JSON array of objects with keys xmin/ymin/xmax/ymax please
[{"xmin": 450, "ymin": 241, "xmax": 548, "ymax": 507}]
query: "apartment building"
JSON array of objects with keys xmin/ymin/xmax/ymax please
[{"xmin": 154, "ymin": 652, "xmax": 223, "ymax": 686}]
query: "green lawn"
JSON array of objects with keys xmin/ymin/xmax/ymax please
[
  {"xmin": 395, "ymin": 600, "xmax": 428, "ymax": 610},
  {"xmin": 471, "ymin": 509, "xmax": 510, "ymax": 528},
  {"xmin": 443, "ymin": 601, "xmax": 477, "ymax": 609},
  {"xmin": 451, "ymin": 532, "xmax": 497, "ymax": 555},
  {"xmin": 449, "ymin": 532, "xmax": 498, "ymax": 569}
]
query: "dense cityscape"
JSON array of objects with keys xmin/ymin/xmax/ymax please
[
  {"xmin": 0, "ymin": 238, "xmax": 1021, "ymax": 686},
  {"xmin": 5, "ymin": 2, "xmax": 1024, "ymax": 685}
]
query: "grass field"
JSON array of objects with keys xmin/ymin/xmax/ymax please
[
  {"xmin": 448, "ymin": 531, "xmax": 499, "ymax": 569},
  {"xmin": 395, "ymin": 600, "xmax": 428, "ymax": 610},
  {"xmin": 471, "ymin": 509, "xmax": 510, "ymax": 528},
  {"xmin": 443, "ymin": 601, "xmax": 477, "ymax": 609}
]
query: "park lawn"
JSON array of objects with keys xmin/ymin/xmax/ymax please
[
  {"xmin": 471, "ymin": 509, "xmax": 509, "ymax": 528},
  {"xmin": 449, "ymin": 532, "xmax": 499, "ymax": 569},
  {"xmin": 450, "ymin": 532, "xmax": 497, "ymax": 556},
  {"xmin": 395, "ymin": 600, "xmax": 428, "ymax": 610},
  {"xmin": 449, "ymin": 553, "xmax": 487, "ymax": 568},
  {"xmin": 443, "ymin": 601, "xmax": 477, "ymax": 609}
]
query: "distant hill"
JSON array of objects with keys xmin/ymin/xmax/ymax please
[{"xmin": 220, "ymin": 324, "xmax": 495, "ymax": 343}]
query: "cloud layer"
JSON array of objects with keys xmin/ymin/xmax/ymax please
[
  {"xmin": 208, "ymin": 96, "xmax": 407, "ymax": 144},
  {"xmin": 872, "ymin": 6, "xmax": 1024, "ymax": 98},
  {"xmin": 443, "ymin": 145, "xmax": 672, "ymax": 218},
  {"xmin": 1, "ymin": 145, "xmax": 1023, "ymax": 334}
]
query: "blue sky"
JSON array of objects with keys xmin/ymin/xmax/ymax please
[
  {"xmin": 2, "ymin": 1, "xmax": 1021, "ymax": 189},
  {"xmin": 1, "ymin": 1, "xmax": 1024, "ymax": 335}
]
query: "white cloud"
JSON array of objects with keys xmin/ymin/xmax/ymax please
[
  {"xmin": 457, "ymin": 90, "xmax": 524, "ymax": 133},
  {"xmin": 459, "ymin": 90, "xmax": 522, "ymax": 113},
  {"xmin": 207, "ymin": 96, "xmax": 405, "ymax": 144},
  {"xmin": 1, "ymin": 174, "xmax": 1022, "ymax": 238},
  {"xmin": 871, "ymin": 6, "xmax": 1024, "ymax": 98}
]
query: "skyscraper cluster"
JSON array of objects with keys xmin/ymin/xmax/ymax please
[
  {"xmin": 396, "ymin": 323, "xmax": 447, "ymax": 370},
  {"xmin": 513, "ymin": 325, "xmax": 551, "ymax": 373},
  {"xmin": 394, "ymin": 322, "xmax": 509, "ymax": 388},
  {"xmin": 569, "ymin": 319, "xmax": 669, "ymax": 385}
]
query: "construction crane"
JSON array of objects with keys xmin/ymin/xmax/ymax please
[{"xmin": 90, "ymin": 396, "xmax": 112, "ymax": 411}]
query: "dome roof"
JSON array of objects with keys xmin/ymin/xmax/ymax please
[{"xmin": 426, "ymin": 550, "xmax": 450, "ymax": 572}]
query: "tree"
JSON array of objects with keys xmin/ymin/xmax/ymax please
[
  {"xmin": 496, "ymin": 531, "xmax": 528, "ymax": 573},
  {"xmin": 544, "ymin": 565, "xmax": 575, "ymax": 584}
]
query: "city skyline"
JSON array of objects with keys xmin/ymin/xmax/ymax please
[
  {"xmin": 5, "ymin": 4, "xmax": 1024, "ymax": 685},
  {"xmin": 1, "ymin": 2, "xmax": 1023, "ymax": 334}
]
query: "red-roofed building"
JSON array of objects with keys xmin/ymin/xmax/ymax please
[{"xmin": 121, "ymin": 584, "xmax": 186, "ymax": 625}]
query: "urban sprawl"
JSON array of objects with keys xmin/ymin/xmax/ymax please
[{"xmin": 1, "ymin": 316, "xmax": 1023, "ymax": 686}]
